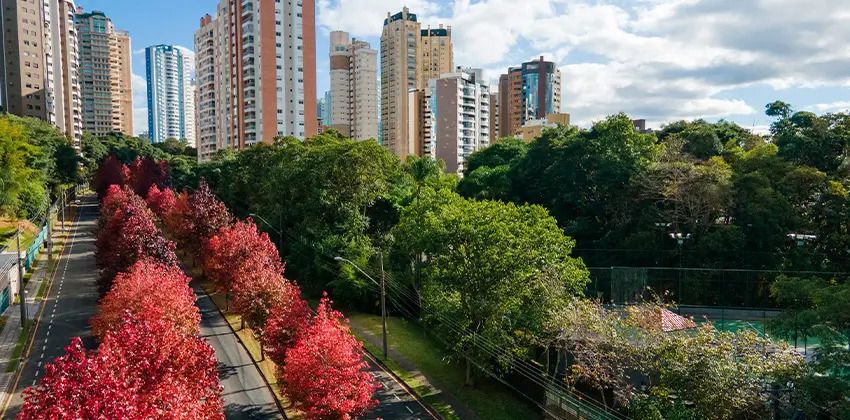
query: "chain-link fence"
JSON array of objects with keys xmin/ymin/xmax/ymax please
[{"xmin": 586, "ymin": 266, "xmax": 845, "ymax": 308}]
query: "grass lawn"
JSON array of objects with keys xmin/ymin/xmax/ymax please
[
  {"xmin": 348, "ymin": 313, "xmax": 541, "ymax": 420},
  {"xmin": 0, "ymin": 219, "xmax": 38, "ymax": 252},
  {"xmin": 6, "ymin": 322, "xmax": 28, "ymax": 373}
]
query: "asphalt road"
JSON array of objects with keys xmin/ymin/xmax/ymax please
[
  {"xmin": 6, "ymin": 195, "xmax": 101, "ymax": 417},
  {"xmin": 362, "ymin": 352, "xmax": 437, "ymax": 420},
  {"xmin": 194, "ymin": 285, "xmax": 283, "ymax": 419},
  {"xmin": 2, "ymin": 194, "xmax": 434, "ymax": 419}
]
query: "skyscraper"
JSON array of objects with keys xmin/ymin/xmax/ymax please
[
  {"xmin": 0, "ymin": 0, "xmax": 82, "ymax": 147},
  {"xmin": 414, "ymin": 68, "xmax": 490, "ymax": 175},
  {"xmin": 75, "ymin": 10, "xmax": 133, "ymax": 137},
  {"xmin": 381, "ymin": 8, "xmax": 421, "ymax": 160},
  {"xmin": 194, "ymin": 0, "xmax": 317, "ymax": 162},
  {"xmin": 498, "ymin": 56, "xmax": 561, "ymax": 138},
  {"xmin": 419, "ymin": 25, "xmax": 452, "ymax": 88},
  {"xmin": 194, "ymin": 14, "xmax": 218, "ymax": 161},
  {"xmin": 329, "ymin": 31, "xmax": 378, "ymax": 140},
  {"xmin": 146, "ymin": 45, "xmax": 195, "ymax": 144}
]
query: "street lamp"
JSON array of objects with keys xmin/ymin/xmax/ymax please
[
  {"xmin": 669, "ymin": 233, "xmax": 692, "ymax": 302},
  {"xmin": 249, "ymin": 213, "xmax": 283, "ymax": 251},
  {"xmin": 334, "ymin": 256, "xmax": 387, "ymax": 360}
]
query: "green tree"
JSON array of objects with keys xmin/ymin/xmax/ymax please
[
  {"xmin": 392, "ymin": 189, "xmax": 588, "ymax": 384},
  {"xmin": 0, "ymin": 117, "xmax": 47, "ymax": 217}
]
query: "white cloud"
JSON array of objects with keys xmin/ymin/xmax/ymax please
[
  {"xmin": 317, "ymin": 0, "xmax": 850, "ymax": 126},
  {"xmin": 132, "ymin": 73, "xmax": 148, "ymax": 135},
  {"xmin": 806, "ymin": 101, "xmax": 850, "ymax": 113}
]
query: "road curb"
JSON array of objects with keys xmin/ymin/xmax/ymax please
[
  {"xmin": 0, "ymin": 202, "xmax": 80, "ymax": 417},
  {"xmin": 197, "ymin": 284, "xmax": 290, "ymax": 419},
  {"xmin": 358, "ymin": 345, "xmax": 444, "ymax": 420}
]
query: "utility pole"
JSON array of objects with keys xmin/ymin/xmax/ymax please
[
  {"xmin": 15, "ymin": 226, "xmax": 27, "ymax": 328},
  {"xmin": 379, "ymin": 252, "xmax": 388, "ymax": 360},
  {"xmin": 60, "ymin": 190, "xmax": 65, "ymax": 233}
]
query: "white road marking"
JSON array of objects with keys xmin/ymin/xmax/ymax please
[{"xmin": 406, "ymin": 406, "xmax": 414, "ymax": 414}]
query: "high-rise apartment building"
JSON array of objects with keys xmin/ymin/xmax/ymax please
[
  {"xmin": 146, "ymin": 44, "xmax": 195, "ymax": 145},
  {"xmin": 194, "ymin": 0, "xmax": 317, "ymax": 162},
  {"xmin": 381, "ymin": 8, "xmax": 421, "ymax": 160},
  {"xmin": 329, "ymin": 31, "xmax": 378, "ymax": 140},
  {"xmin": 75, "ymin": 10, "xmax": 133, "ymax": 137},
  {"xmin": 381, "ymin": 8, "xmax": 453, "ymax": 160},
  {"xmin": 194, "ymin": 14, "xmax": 218, "ymax": 161},
  {"xmin": 0, "ymin": 0, "xmax": 82, "ymax": 147},
  {"xmin": 419, "ymin": 25, "xmax": 452, "ymax": 88},
  {"xmin": 498, "ymin": 56, "xmax": 561, "ymax": 139},
  {"xmin": 414, "ymin": 68, "xmax": 490, "ymax": 175}
]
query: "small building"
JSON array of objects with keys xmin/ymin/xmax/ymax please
[
  {"xmin": 0, "ymin": 253, "xmax": 19, "ymax": 315},
  {"xmin": 515, "ymin": 112, "xmax": 570, "ymax": 141}
]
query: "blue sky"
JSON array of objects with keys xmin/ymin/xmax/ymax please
[{"xmin": 78, "ymin": 0, "xmax": 850, "ymax": 135}]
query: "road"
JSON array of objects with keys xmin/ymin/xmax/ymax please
[
  {"xmin": 1, "ymin": 194, "xmax": 433, "ymax": 419},
  {"xmin": 194, "ymin": 284, "xmax": 283, "ymax": 419},
  {"xmin": 5, "ymin": 195, "xmax": 101, "ymax": 417},
  {"xmin": 362, "ymin": 351, "xmax": 437, "ymax": 420}
]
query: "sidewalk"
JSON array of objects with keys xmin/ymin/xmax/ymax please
[
  {"xmin": 348, "ymin": 316, "xmax": 480, "ymax": 420},
  {"xmin": 0, "ymin": 224, "xmax": 69, "ymax": 402}
]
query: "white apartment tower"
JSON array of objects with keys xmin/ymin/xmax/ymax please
[
  {"xmin": 422, "ymin": 68, "xmax": 491, "ymax": 175},
  {"xmin": 329, "ymin": 31, "xmax": 378, "ymax": 140},
  {"xmin": 146, "ymin": 45, "xmax": 193, "ymax": 143}
]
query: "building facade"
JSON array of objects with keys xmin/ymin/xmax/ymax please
[
  {"xmin": 0, "ymin": 0, "xmax": 82, "ymax": 147},
  {"xmin": 146, "ymin": 44, "xmax": 194, "ymax": 144},
  {"xmin": 328, "ymin": 31, "xmax": 378, "ymax": 140},
  {"xmin": 419, "ymin": 25, "xmax": 452, "ymax": 88},
  {"xmin": 381, "ymin": 8, "xmax": 421, "ymax": 160},
  {"xmin": 413, "ymin": 68, "xmax": 490, "ymax": 175},
  {"xmin": 75, "ymin": 10, "xmax": 133, "ymax": 137},
  {"xmin": 498, "ymin": 56, "xmax": 561, "ymax": 139},
  {"xmin": 194, "ymin": 14, "xmax": 218, "ymax": 161},
  {"xmin": 194, "ymin": 0, "xmax": 317, "ymax": 162}
]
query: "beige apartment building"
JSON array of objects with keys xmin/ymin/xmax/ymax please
[
  {"xmin": 75, "ymin": 10, "xmax": 133, "ymax": 137},
  {"xmin": 381, "ymin": 7, "xmax": 421, "ymax": 160},
  {"xmin": 329, "ymin": 31, "xmax": 378, "ymax": 141},
  {"xmin": 0, "ymin": 0, "xmax": 82, "ymax": 146},
  {"xmin": 419, "ymin": 25, "xmax": 452, "ymax": 88},
  {"xmin": 381, "ymin": 7, "xmax": 453, "ymax": 160}
]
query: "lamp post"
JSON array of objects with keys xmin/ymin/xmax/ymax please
[
  {"xmin": 15, "ymin": 225, "xmax": 27, "ymax": 328},
  {"xmin": 334, "ymin": 256, "xmax": 387, "ymax": 360},
  {"xmin": 669, "ymin": 233, "xmax": 692, "ymax": 302},
  {"xmin": 249, "ymin": 213, "xmax": 283, "ymax": 251}
]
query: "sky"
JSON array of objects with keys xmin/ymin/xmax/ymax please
[{"xmin": 77, "ymin": 0, "xmax": 850, "ymax": 136}]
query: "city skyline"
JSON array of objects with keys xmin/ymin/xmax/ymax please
[{"xmin": 69, "ymin": 0, "xmax": 850, "ymax": 136}]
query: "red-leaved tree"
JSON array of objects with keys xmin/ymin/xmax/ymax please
[
  {"xmin": 146, "ymin": 185, "xmax": 176, "ymax": 219},
  {"xmin": 163, "ymin": 190, "xmax": 193, "ymax": 250},
  {"xmin": 263, "ymin": 283, "xmax": 310, "ymax": 365},
  {"xmin": 93, "ymin": 155, "xmax": 130, "ymax": 198},
  {"xmin": 187, "ymin": 181, "xmax": 232, "ymax": 258},
  {"xmin": 99, "ymin": 185, "xmax": 135, "ymax": 228},
  {"xmin": 203, "ymin": 218, "xmax": 280, "ymax": 301},
  {"xmin": 91, "ymin": 259, "xmax": 200, "ymax": 338},
  {"xmin": 281, "ymin": 296, "xmax": 379, "ymax": 419},
  {"xmin": 19, "ymin": 338, "xmax": 142, "ymax": 419},
  {"xmin": 98, "ymin": 318, "xmax": 224, "ymax": 419},
  {"xmin": 128, "ymin": 157, "xmax": 169, "ymax": 197},
  {"xmin": 95, "ymin": 199, "xmax": 178, "ymax": 290}
]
